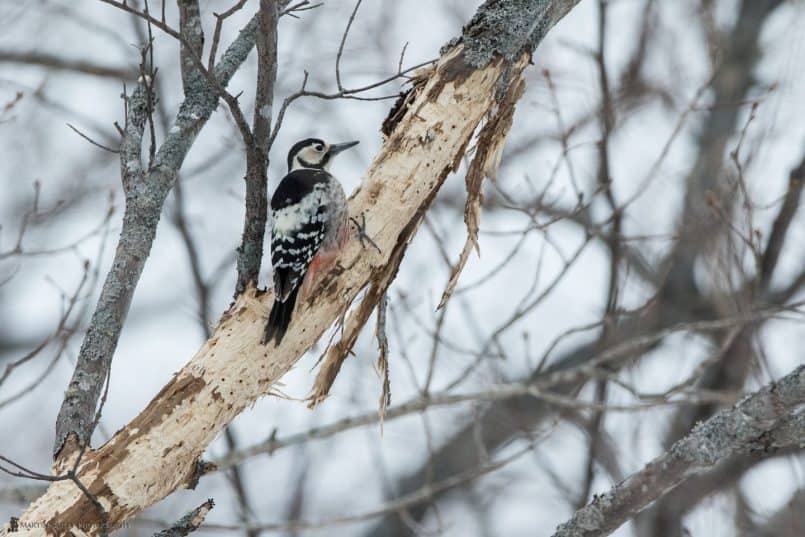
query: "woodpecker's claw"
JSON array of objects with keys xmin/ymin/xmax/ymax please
[{"xmin": 350, "ymin": 214, "xmax": 382, "ymax": 253}]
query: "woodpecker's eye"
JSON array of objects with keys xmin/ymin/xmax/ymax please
[{"xmin": 314, "ymin": 144, "xmax": 324, "ymax": 152}]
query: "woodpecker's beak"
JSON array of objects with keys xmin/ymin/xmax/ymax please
[{"xmin": 327, "ymin": 140, "xmax": 360, "ymax": 156}]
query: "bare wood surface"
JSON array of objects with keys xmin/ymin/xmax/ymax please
[{"xmin": 2, "ymin": 1, "xmax": 584, "ymax": 531}]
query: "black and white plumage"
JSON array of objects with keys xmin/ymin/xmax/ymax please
[{"xmin": 263, "ymin": 138, "xmax": 358, "ymax": 345}]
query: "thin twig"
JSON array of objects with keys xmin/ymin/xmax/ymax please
[
  {"xmin": 66, "ymin": 123, "xmax": 120, "ymax": 153},
  {"xmin": 335, "ymin": 0, "xmax": 363, "ymax": 92}
]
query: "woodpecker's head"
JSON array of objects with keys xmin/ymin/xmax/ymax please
[{"xmin": 287, "ymin": 138, "xmax": 359, "ymax": 171}]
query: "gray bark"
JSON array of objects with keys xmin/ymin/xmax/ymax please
[
  {"xmin": 235, "ymin": 0, "xmax": 279, "ymax": 295},
  {"xmin": 53, "ymin": 13, "xmax": 262, "ymax": 459},
  {"xmin": 553, "ymin": 365, "xmax": 805, "ymax": 537}
]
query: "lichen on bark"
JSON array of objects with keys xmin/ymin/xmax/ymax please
[{"xmin": 458, "ymin": 0, "xmax": 582, "ymax": 67}]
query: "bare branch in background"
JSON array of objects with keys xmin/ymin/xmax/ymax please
[
  {"xmin": 66, "ymin": 123, "xmax": 120, "ymax": 154},
  {"xmin": 0, "ymin": 263, "xmax": 89, "ymax": 406},
  {"xmin": 204, "ymin": 445, "xmax": 534, "ymax": 534},
  {"xmin": 208, "ymin": 1, "xmax": 248, "ymax": 71},
  {"xmin": 758, "ymin": 152, "xmax": 805, "ymax": 290},
  {"xmin": 0, "ymin": 50, "xmax": 136, "ymax": 80},
  {"xmin": 363, "ymin": 2, "xmax": 801, "ymax": 533},
  {"xmin": 335, "ymin": 0, "xmax": 363, "ymax": 93},
  {"xmin": 553, "ymin": 365, "xmax": 805, "ymax": 537},
  {"xmin": 279, "ymin": 1, "xmax": 323, "ymax": 19}
]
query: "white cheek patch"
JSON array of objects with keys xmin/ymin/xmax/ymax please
[{"xmin": 291, "ymin": 146, "xmax": 327, "ymax": 170}]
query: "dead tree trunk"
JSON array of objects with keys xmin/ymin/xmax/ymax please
[{"xmin": 1, "ymin": 1, "xmax": 581, "ymax": 534}]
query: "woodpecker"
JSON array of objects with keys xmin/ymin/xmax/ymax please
[{"xmin": 263, "ymin": 137, "xmax": 359, "ymax": 345}]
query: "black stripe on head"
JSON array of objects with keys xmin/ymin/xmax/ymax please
[{"xmin": 287, "ymin": 138, "xmax": 326, "ymax": 171}]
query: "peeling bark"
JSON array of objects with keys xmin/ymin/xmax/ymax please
[
  {"xmin": 153, "ymin": 499, "xmax": 214, "ymax": 537},
  {"xmin": 7, "ymin": 1, "xmax": 583, "ymax": 534},
  {"xmin": 438, "ymin": 74, "xmax": 525, "ymax": 309},
  {"xmin": 53, "ymin": 13, "xmax": 263, "ymax": 461},
  {"xmin": 3, "ymin": 42, "xmax": 549, "ymax": 537}
]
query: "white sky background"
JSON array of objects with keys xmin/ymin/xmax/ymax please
[{"xmin": 1, "ymin": 0, "xmax": 804, "ymax": 535}]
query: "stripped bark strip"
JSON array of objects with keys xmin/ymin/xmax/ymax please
[
  {"xmin": 153, "ymin": 499, "xmax": 214, "ymax": 537},
  {"xmin": 438, "ymin": 73, "xmax": 526, "ymax": 309},
  {"xmin": 375, "ymin": 292, "xmax": 391, "ymax": 428},
  {"xmin": 307, "ymin": 210, "xmax": 425, "ymax": 408}
]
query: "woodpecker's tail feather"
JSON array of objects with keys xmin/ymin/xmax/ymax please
[{"xmin": 263, "ymin": 286, "xmax": 300, "ymax": 345}]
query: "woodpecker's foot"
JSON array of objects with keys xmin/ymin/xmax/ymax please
[{"xmin": 350, "ymin": 214, "xmax": 382, "ymax": 254}]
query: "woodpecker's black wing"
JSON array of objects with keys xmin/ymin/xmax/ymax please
[
  {"xmin": 264, "ymin": 169, "xmax": 334, "ymax": 344},
  {"xmin": 269, "ymin": 168, "xmax": 333, "ymax": 300}
]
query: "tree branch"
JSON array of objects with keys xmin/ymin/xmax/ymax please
[
  {"xmin": 635, "ymin": 447, "xmax": 802, "ymax": 536},
  {"xmin": 552, "ymin": 365, "xmax": 805, "ymax": 537},
  {"xmin": 53, "ymin": 12, "xmax": 263, "ymax": 460},
  {"xmin": 235, "ymin": 0, "xmax": 279, "ymax": 295},
  {"xmin": 178, "ymin": 0, "xmax": 205, "ymax": 94},
  {"xmin": 0, "ymin": 50, "xmax": 136, "ymax": 80},
  {"xmin": 759, "ymin": 150, "xmax": 805, "ymax": 290},
  {"xmin": 6, "ymin": 1, "xmax": 582, "ymax": 533}
]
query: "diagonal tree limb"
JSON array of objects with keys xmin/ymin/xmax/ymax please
[
  {"xmin": 5, "ymin": 2, "xmax": 582, "ymax": 534},
  {"xmin": 662, "ymin": 0, "xmax": 784, "ymax": 302},
  {"xmin": 53, "ymin": 12, "xmax": 263, "ymax": 461},
  {"xmin": 758, "ymin": 151, "xmax": 805, "ymax": 290},
  {"xmin": 552, "ymin": 365, "xmax": 805, "ymax": 537},
  {"xmin": 633, "ymin": 446, "xmax": 802, "ymax": 536}
]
